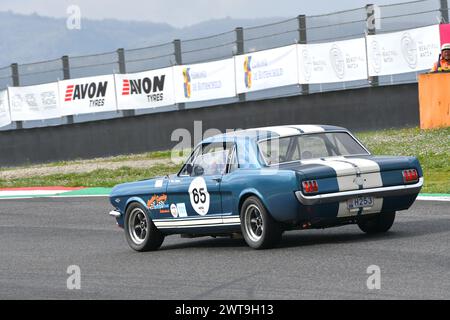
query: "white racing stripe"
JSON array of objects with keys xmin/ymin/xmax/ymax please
[
  {"xmin": 290, "ymin": 125, "xmax": 325, "ymax": 133},
  {"xmin": 342, "ymin": 158, "xmax": 380, "ymax": 173},
  {"xmin": 301, "ymin": 157, "xmax": 383, "ymax": 191},
  {"xmin": 153, "ymin": 216, "xmax": 240, "ymax": 228},
  {"xmin": 222, "ymin": 216, "xmax": 241, "ymax": 223},
  {"xmin": 301, "ymin": 157, "xmax": 356, "ymax": 176},
  {"xmin": 254, "ymin": 126, "xmax": 300, "ymax": 137},
  {"xmin": 341, "ymin": 158, "xmax": 383, "ymax": 189},
  {"xmin": 301, "ymin": 157, "xmax": 357, "ymax": 191}
]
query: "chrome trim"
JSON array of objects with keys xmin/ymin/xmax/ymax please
[
  {"xmin": 295, "ymin": 177, "xmax": 424, "ymax": 205},
  {"xmin": 108, "ymin": 210, "xmax": 121, "ymax": 218}
]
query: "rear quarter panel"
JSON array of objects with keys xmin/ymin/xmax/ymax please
[{"xmin": 221, "ymin": 168, "xmax": 301, "ymax": 223}]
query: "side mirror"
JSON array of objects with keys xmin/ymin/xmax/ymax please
[
  {"xmin": 185, "ymin": 163, "xmax": 193, "ymax": 175},
  {"xmin": 193, "ymin": 165, "xmax": 204, "ymax": 176}
]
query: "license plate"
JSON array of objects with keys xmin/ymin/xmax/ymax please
[{"xmin": 347, "ymin": 196, "xmax": 374, "ymax": 210}]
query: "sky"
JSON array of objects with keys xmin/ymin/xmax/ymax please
[{"xmin": 0, "ymin": 0, "xmax": 415, "ymax": 28}]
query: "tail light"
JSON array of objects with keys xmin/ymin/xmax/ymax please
[
  {"xmin": 402, "ymin": 169, "xmax": 419, "ymax": 183},
  {"xmin": 302, "ymin": 180, "xmax": 318, "ymax": 193}
]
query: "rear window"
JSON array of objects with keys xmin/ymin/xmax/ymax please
[{"xmin": 258, "ymin": 132, "xmax": 369, "ymax": 165}]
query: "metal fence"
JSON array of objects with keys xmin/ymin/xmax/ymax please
[{"xmin": 0, "ymin": 0, "xmax": 447, "ymax": 130}]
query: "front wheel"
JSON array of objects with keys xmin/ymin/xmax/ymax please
[
  {"xmin": 358, "ymin": 211, "xmax": 396, "ymax": 234},
  {"xmin": 124, "ymin": 202, "xmax": 164, "ymax": 251},
  {"xmin": 240, "ymin": 196, "xmax": 282, "ymax": 249}
]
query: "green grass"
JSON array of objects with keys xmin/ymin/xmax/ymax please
[
  {"xmin": 0, "ymin": 150, "xmax": 177, "ymax": 171},
  {"xmin": 355, "ymin": 127, "xmax": 450, "ymax": 193},
  {"xmin": 0, "ymin": 164, "xmax": 180, "ymax": 188},
  {"xmin": 0, "ymin": 127, "xmax": 448, "ymax": 193}
]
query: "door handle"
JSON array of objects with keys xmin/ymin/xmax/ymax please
[{"xmin": 212, "ymin": 177, "xmax": 222, "ymax": 183}]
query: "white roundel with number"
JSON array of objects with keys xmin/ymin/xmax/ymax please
[{"xmin": 188, "ymin": 177, "xmax": 210, "ymax": 216}]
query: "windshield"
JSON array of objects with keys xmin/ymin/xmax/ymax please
[{"xmin": 258, "ymin": 132, "xmax": 369, "ymax": 165}]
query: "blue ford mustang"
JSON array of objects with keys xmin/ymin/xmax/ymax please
[{"xmin": 109, "ymin": 125, "xmax": 423, "ymax": 251}]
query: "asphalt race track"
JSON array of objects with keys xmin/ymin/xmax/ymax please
[{"xmin": 0, "ymin": 197, "xmax": 449, "ymax": 299}]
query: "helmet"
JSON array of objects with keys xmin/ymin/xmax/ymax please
[{"xmin": 441, "ymin": 43, "xmax": 450, "ymax": 51}]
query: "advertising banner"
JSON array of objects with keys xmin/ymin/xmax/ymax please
[
  {"xmin": 173, "ymin": 58, "xmax": 236, "ymax": 103},
  {"xmin": 8, "ymin": 82, "xmax": 60, "ymax": 121},
  {"xmin": 235, "ymin": 45, "xmax": 298, "ymax": 93},
  {"xmin": 298, "ymin": 38, "xmax": 368, "ymax": 84},
  {"xmin": 115, "ymin": 67, "xmax": 175, "ymax": 110},
  {"xmin": 366, "ymin": 24, "xmax": 440, "ymax": 76},
  {"xmin": 59, "ymin": 74, "xmax": 117, "ymax": 116},
  {"xmin": 0, "ymin": 90, "xmax": 11, "ymax": 127}
]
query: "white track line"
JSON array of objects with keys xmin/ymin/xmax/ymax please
[{"xmin": 416, "ymin": 196, "xmax": 450, "ymax": 202}]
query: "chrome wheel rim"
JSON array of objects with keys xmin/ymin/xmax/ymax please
[
  {"xmin": 244, "ymin": 204, "xmax": 263, "ymax": 242},
  {"xmin": 128, "ymin": 208, "xmax": 148, "ymax": 245}
]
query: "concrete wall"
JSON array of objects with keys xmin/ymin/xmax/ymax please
[{"xmin": 0, "ymin": 83, "xmax": 419, "ymax": 167}]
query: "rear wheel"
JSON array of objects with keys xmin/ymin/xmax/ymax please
[
  {"xmin": 358, "ymin": 211, "xmax": 396, "ymax": 234},
  {"xmin": 240, "ymin": 196, "xmax": 282, "ymax": 249},
  {"xmin": 124, "ymin": 202, "xmax": 164, "ymax": 251}
]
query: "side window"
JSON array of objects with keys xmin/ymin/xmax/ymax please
[
  {"xmin": 188, "ymin": 142, "xmax": 235, "ymax": 176},
  {"xmin": 227, "ymin": 145, "xmax": 239, "ymax": 173},
  {"xmin": 178, "ymin": 147, "xmax": 200, "ymax": 176}
]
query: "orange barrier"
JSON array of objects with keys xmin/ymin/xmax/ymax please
[{"xmin": 418, "ymin": 73, "xmax": 450, "ymax": 129}]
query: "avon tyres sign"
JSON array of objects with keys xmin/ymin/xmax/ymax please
[
  {"xmin": 173, "ymin": 58, "xmax": 236, "ymax": 103},
  {"xmin": 59, "ymin": 75, "xmax": 117, "ymax": 116},
  {"xmin": 8, "ymin": 82, "xmax": 60, "ymax": 121},
  {"xmin": 115, "ymin": 67, "xmax": 175, "ymax": 110},
  {"xmin": 0, "ymin": 90, "xmax": 11, "ymax": 128},
  {"xmin": 235, "ymin": 45, "xmax": 299, "ymax": 93}
]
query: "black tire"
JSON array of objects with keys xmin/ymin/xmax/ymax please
[
  {"xmin": 124, "ymin": 202, "xmax": 164, "ymax": 252},
  {"xmin": 358, "ymin": 211, "xmax": 396, "ymax": 234},
  {"xmin": 240, "ymin": 196, "xmax": 282, "ymax": 249}
]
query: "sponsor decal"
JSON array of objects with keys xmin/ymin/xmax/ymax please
[
  {"xmin": 188, "ymin": 177, "xmax": 210, "ymax": 216},
  {"xmin": 176, "ymin": 203, "xmax": 188, "ymax": 217},
  {"xmin": 301, "ymin": 48, "xmax": 313, "ymax": 81},
  {"xmin": 369, "ymin": 39, "xmax": 382, "ymax": 74},
  {"xmin": 64, "ymin": 81, "xmax": 108, "ymax": 107},
  {"xmin": 154, "ymin": 179, "xmax": 164, "ymax": 188},
  {"xmin": 244, "ymin": 56, "xmax": 252, "ymax": 89},
  {"xmin": 121, "ymin": 75, "xmax": 165, "ymax": 102},
  {"xmin": 400, "ymin": 32, "xmax": 418, "ymax": 69},
  {"xmin": 182, "ymin": 68, "xmax": 191, "ymax": 98},
  {"xmin": 170, "ymin": 203, "xmax": 178, "ymax": 218},
  {"xmin": 329, "ymin": 44, "xmax": 345, "ymax": 79},
  {"xmin": 147, "ymin": 194, "xmax": 169, "ymax": 211}
]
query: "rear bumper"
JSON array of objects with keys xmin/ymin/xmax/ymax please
[{"xmin": 295, "ymin": 177, "xmax": 423, "ymax": 205}]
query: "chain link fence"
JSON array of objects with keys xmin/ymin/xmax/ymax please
[{"xmin": 0, "ymin": 0, "xmax": 446, "ymax": 130}]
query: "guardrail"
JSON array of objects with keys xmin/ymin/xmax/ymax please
[{"xmin": 0, "ymin": 0, "xmax": 447, "ymax": 131}]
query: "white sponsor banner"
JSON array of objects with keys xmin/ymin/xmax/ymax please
[
  {"xmin": 115, "ymin": 67, "xmax": 175, "ymax": 110},
  {"xmin": 59, "ymin": 74, "xmax": 117, "ymax": 116},
  {"xmin": 235, "ymin": 45, "xmax": 299, "ymax": 93},
  {"xmin": 298, "ymin": 38, "xmax": 368, "ymax": 84},
  {"xmin": 8, "ymin": 82, "xmax": 60, "ymax": 121},
  {"xmin": 366, "ymin": 24, "xmax": 440, "ymax": 76},
  {"xmin": 173, "ymin": 58, "xmax": 236, "ymax": 103},
  {"xmin": 0, "ymin": 90, "xmax": 11, "ymax": 127}
]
